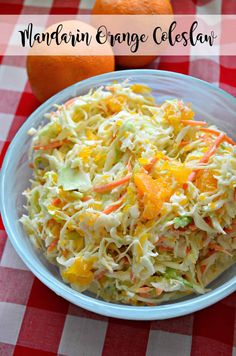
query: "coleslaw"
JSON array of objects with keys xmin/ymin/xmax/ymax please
[{"xmin": 20, "ymin": 82, "xmax": 236, "ymax": 305}]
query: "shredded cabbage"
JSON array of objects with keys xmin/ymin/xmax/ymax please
[{"xmin": 20, "ymin": 82, "xmax": 236, "ymax": 305}]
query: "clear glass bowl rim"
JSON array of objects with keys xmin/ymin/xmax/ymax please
[{"xmin": 1, "ymin": 69, "xmax": 236, "ymax": 320}]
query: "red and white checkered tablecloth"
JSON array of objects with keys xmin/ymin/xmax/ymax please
[{"xmin": 0, "ymin": 0, "xmax": 236, "ymax": 355}]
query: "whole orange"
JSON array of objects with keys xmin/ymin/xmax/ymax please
[
  {"xmin": 93, "ymin": 0, "xmax": 173, "ymax": 15},
  {"xmin": 92, "ymin": 0, "xmax": 173, "ymax": 68},
  {"xmin": 27, "ymin": 20, "xmax": 115, "ymax": 102}
]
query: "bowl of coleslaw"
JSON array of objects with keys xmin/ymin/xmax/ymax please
[{"xmin": 1, "ymin": 69, "xmax": 236, "ymax": 320}]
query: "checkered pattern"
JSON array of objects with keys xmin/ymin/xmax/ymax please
[{"xmin": 0, "ymin": 0, "xmax": 235, "ymax": 355}]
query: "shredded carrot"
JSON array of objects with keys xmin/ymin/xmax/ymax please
[
  {"xmin": 120, "ymin": 256, "xmax": 129, "ymax": 265},
  {"xmin": 138, "ymin": 292, "xmax": 152, "ymax": 298},
  {"xmin": 205, "ymin": 249, "xmax": 216, "ymax": 258},
  {"xmin": 81, "ymin": 196, "xmax": 92, "ymax": 202},
  {"xmin": 62, "ymin": 250, "xmax": 68, "ymax": 258},
  {"xmin": 201, "ymin": 135, "xmax": 216, "ymax": 148},
  {"xmin": 180, "ymin": 138, "xmax": 205, "ymax": 148},
  {"xmin": 51, "ymin": 98, "xmax": 77, "ymax": 115},
  {"xmin": 154, "ymin": 236, "xmax": 165, "ymax": 245},
  {"xmin": 225, "ymin": 225, "xmax": 236, "ymax": 234},
  {"xmin": 225, "ymin": 227, "xmax": 232, "ymax": 233},
  {"xmin": 143, "ymin": 157, "xmax": 158, "ymax": 172},
  {"xmin": 64, "ymin": 97, "xmax": 77, "ymax": 107},
  {"xmin": 181, "ymin": 120, "xmax": 207, "ymax": 126},
  {"xmin": 158, "ymin": 245, "xmax": 173, "ymax": 252},
  {"xmin": 199, "ymin": 127, "xmax": 235, "ymax": 145},
  {"xmin": 93, "ymin": 174, "xmax": 131, "ymax": 193},
  {"xmin": 186, "ymin": 246, "xmax": 191, "ymax": 254},
  {"xmin": 188, "ymin": 223, "xmax": 197, "ymax": 231},
  {"xmin": 143, "ymin": 154, "xmax": 170, "ymax": 172},
  {"xmin": 47, "ymin": 239, "xmax": 58, "ymax": 252},
  {"xmin": 51, "ymin": 198, "xmax": 61, "ymax": 207},
  {"xmin": 200, "ymin": 264, "xmax": 206, "ymax": 274},
  {"xmin": 33, "ymin": 139, "xmax": 68, "ymax": 151},
  {"xmin": 28, "ymin": 162, "xmax": 34, "ymax": 169},
  {"xmin": 209, "ymin": 242, "xmax": 222, "ymax": 251},
  {"xmin": 186, "ymin": 133, "xmax": 225, "ymax": 184},
  {"xmin": 209, "ymin": 242, "xmax": 232, "ymax": 256},
  {"xmin": 130, "ymin": 271, "xmax": 136, "ymax": 283},
  {"xmin": 102, "ymin": 200, "xmax": 123, "ymax": 215},
  {"xmin": 138, "ymin": 287, "xmax": 152, "ymax": 294},
  {"xmin": 179, "ymin": 140, "xmax": 189, "ymax": 147},
  {"xmin": 200, "ymin": 133, "xmax": 225, "ymax": 162},
  {"xmin": 159, "ymin": 236, "xmax": 166, "ymax": 243},
  {"xmin": 94, "ymin": 270, "xmax": 106, "ymax": 280},
  {"xmin": 156, "ymin": 288, "xmax": 163, "ymax": 296},
  {"xmin": 127, "ymin": 156, "xmax": 132, "ymax": 173}
]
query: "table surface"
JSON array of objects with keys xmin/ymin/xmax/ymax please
[{"xmin": 0, "ymin": 0, "xmax": 236, "ymax": 355}]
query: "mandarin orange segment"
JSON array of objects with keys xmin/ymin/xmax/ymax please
[
  {"xmin": 134, "ymin": 173, "xmax": 155, "ymax": 195},
  {"xmin": 195, "ymin": 170, "xmax": 218, "ymax": 192},
  {"xmin": 161, "ymin": 162, "xmax": 192, "ymax": 185},
  {"xmin": 134, "ymin": 173, "xmax": 172, "ymax": 220},
  {"xmin": 62, "ymin": 256, "xmax": 97, "ymax": 286}
]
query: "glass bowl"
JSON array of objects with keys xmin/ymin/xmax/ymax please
[{"xmin": 1, "ymin": 69, "xmax": 236, "ymax": 320}]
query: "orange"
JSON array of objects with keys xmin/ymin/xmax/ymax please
[
  {"xmin": 27, "ymin": 21, "xmax": 115, "ymax": 102},
  {"xmin": 195, "ymin": 170, "xmax": 218, "ymax": 193},
  {"xmin": 92, "ymin": 0, "xmax": 173, "ymax": 16},
  {"xmin": 160, "ymin": 161, "xmax": 192, "ymax": 185},
  {"xmin": 62, "ymin": 256, "xmax": 97, "ymax": 286},
  {"xmin": 92, "ymin": 0, "xmax": 173, "ymax": 68},
  {"xmin": 134, "ymin": 173, "xmax": 172, "ymax": 220}
]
